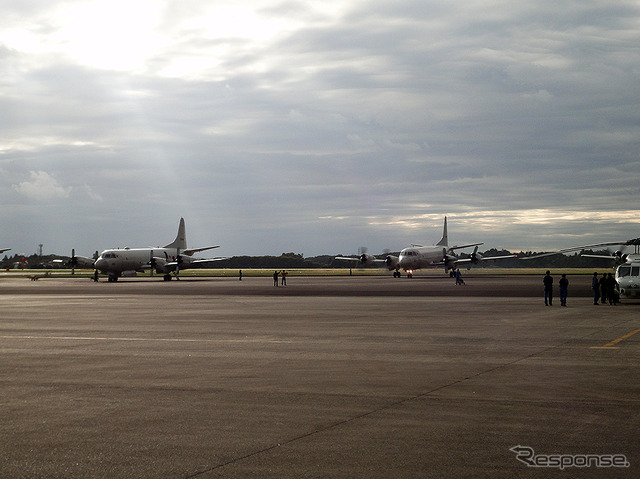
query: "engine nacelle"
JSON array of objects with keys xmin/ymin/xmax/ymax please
[
  {"xmin": 470, "ymin": 252, "xmax": 483, "ymax": 264},
  {"xmin": 385, "ymin": 255, "xmax": 399, "ymax": 271},
  {"xmin": 152, "ymin": 257, "xmax": 168, "ymax": 273},
  {"xmin": 359, "ymin": 253, "xmax": 376, "ymax": 265},
  {"xmin": 444, "ymin": 255, "xmax": 458, "ymax": 271}
]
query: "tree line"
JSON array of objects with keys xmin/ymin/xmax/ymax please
[{"xmin": 1, "ymin": 249, "xmax": 617, "ymax": 270}]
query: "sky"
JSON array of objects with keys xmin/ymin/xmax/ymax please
[{"xmin": 2, "ymin": 0, "xmax": 640, "ymax": 258}]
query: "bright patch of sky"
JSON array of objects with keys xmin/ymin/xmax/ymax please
[{"xmin": 1, "ymin": 0, "xmax": 639, "ymax": 257}]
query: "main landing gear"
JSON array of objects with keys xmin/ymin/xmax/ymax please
[{"xmin": 393, "ymin": 270, "xmax": 413, "ymax": 278}]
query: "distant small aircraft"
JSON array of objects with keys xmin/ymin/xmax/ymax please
[
  {"xmin": 336, "ymin": 217, "xmax": 515, "ymax": 277},
  {"xmin": 0, "ymin": 248, "xmax": 10, "ymax": 254},
  {"xmin": 92, "ymin": 218, "xmax": 223, "ymax": 282}
]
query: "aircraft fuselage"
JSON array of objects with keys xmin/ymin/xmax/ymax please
[
  {"xmin": 398, "ymin": 246, "xmax": 446, "ymax": 272},
  {"xmin": 615, "ymin": 255, "xmax": 640, "ymax": 300},
  {"xmin": 94, "ymin": 247, "xmax": 187, "ymax": 276}
]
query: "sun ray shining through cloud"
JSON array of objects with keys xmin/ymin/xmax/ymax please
[{"xmin": 1, "ymin": 0, "xmax": 639, "ymax": 255}]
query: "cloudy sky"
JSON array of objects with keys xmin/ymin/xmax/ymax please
[{"xmin": 2, "ymin": 0, "xmax": 639, "ymax": 258}]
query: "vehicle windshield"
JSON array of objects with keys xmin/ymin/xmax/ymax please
[
  {"xmin": 618, "ymin": 265, "xmax": 640, "ymax": 277},
  {"xmin": 618, "ymin": 266, "xmax": 630, "ymax": 277}
]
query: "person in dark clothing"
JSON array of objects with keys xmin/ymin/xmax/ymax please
[
  {"xmin": 606, "ymin": 273, "xmax": 617, "ymax": 305},
  {"xmin": 273, "ymin": 270, "xmax": 279, "ymax": 286},
  {"xmin": 543, "ymin": 270, "xmax": 553, "ymax": 306},
  {"xmin": 559, "ymin": 274, "xmax": 569, "ymax": 306},
  {"xmin": 599, "ymin": 274, "xmax": 607, "ymax": 304},
  {"xmin": 592, "ymin": 272, "xmax": 600, "ymax": 305}
]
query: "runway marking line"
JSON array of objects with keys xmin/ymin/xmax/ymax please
[
  {"xmin": 591, "ymin": 328, "xmax": 640, "ymax": 350},
  {"xmin": 0, "ymin": 335, "xmax": 291, "ymax": 344}
]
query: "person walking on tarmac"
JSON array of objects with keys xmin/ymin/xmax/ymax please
[
  {"xmin": 543, "ymin": 270, "xmax": 553, "ymax": 306},
  {"xmin": 273, "ymin": 270, "xmax": 279, "ymax": 287},
  {"xmin": 281, "ymin": 270, "xmax": 288, "ymax": 286}
]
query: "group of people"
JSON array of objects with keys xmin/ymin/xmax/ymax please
[
  {"xmin": 591, "ymin": 272, "xmax": 618, "ymax": 305},
  {"xmin": 543, "ymin": 271, "xmax": 618, "ymax": 306},
  {"xmin": 273, "ymin": 270, "xmax": 288, "ymax": 286},
  {"xmin": 543, "ymin": 271, "xmax": 569, "ymax": 306}
]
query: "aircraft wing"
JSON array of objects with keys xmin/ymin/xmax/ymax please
[
  {"xmin": 521, "ymin": 241, "xmax": 630, "ymax": 260},
  {"xmin": 53, "ymin": 255, "xmax": 95, "ymax": 268},
  {"xmin": 183, "ymin": 246, "xmax": 220, "ymax": 256},
  {"xmin": 580, "ymin": 254, "xmax": 619, "ymax": 260},
  {"xmin": 334, "ymin": 256, "xmax": 388, "ymax": 266},
  {"xmin": 448, "ymin": 242, "xmax": 483, "ymax": 252},
  {"xmin": 0, "ymin": 248, "xmax": 10, "ymax": 254},
  {"xmin": 334, "ymin": 256, "xmax": 361, "ymax": 263},
  {"xmin": 189, "ymin": 257, "xmax": 229, "ymax": 266},
  {"xmin": 456, "ymin": 254, "xmax": 516, "ymax": 265},
  {"xmin": 163, "ymin": 257, "xmax": 229, "ymax": 270}
]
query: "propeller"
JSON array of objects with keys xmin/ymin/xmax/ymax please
[
  {"xmin": 175, "ymin": 248, "xmax": 181, "ymax": 280},
  {"xmin": 149, "ymin": 250, "xmax": 155, "ymax": 277},
  {"xmin": 443, "ymin": 247, "xmax": 459, "ymax": 272},
  {"xmin": 70, "ymin": 248, "xmax": 77, "ymax": 275},
  {"xmin": 470, "ymin": 245, "xmax": 483, "ymax": 264}
]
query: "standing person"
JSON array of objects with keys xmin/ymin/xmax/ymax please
[
  {"xmin": 599, "ymin": 273, "xmax": 607, "ymax": 304},
  {"xmin": 543, "ymin": 270, "xmax": 553, "ymax": 306},
  {"xmin": 455, "ymin": 269, "xmax": 464, "ymax": 285},
  {"xmin": 606, "ymin": 273, "xmax": 617, "ymax": 305},
  {"xmin": 559, "ymin": 274, "xmax": 569, "ymax": 307},
  {"xmin": 239, "ymin": 269, "xmax": 242, "ymax": 281},
  {"xmin": 592, "ymin": 272, "xmax": 600, "ymax": 305},
  {"xmin": 281, "ymin": 270, "xmax": 287, "ymax": 286},
  {"xmin": 273, "ymin": 270, "xmax": 279, "ymax": 287}
]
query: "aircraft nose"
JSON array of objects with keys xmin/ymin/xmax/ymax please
[{"xmin": 94, "ymin": 258, "xmax": 105, "ymax": 270}]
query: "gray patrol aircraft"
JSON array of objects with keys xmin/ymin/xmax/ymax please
[
  {"xmin": 91, "ymin": 218, "xmax": 222, "ymax": 282},
  {"xmin": 336, "ymin": 217, "xmax": 515, "ymax": 277}
]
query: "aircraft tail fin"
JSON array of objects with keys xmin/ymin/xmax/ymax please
[
  {"xmin": 435, "ymin": 216, "xmax": 448, "ymax": 247},
  {"xmin": 164, "ymin": 218, "xmax": 187, "ymax": 250}
]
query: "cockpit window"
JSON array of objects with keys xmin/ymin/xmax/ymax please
[
  {"xmin": 632, "ymin": 266, "xmax": 640, "ymax": 277},
  {"xmin": 618, "ymin": 266, "xmax": 630, "ymax": 277}
]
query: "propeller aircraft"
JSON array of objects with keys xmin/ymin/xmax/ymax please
[
  {"xmin": 58, "ymin": 218, "xmax": 223, "ymax": 282},
  {"xmin": 336, "ymin": 217, "xmax": 515, "ymax": 277}
]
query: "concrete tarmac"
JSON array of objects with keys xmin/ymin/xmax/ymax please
[{"xmin": 0, "ymin": 274, "xmax": 638, "ymax": 478}]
